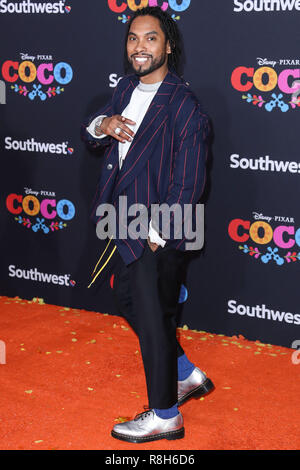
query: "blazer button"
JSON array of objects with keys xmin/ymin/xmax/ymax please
[{"xmin": 107, "ymin": 164, "xmax": 113, "ymax": 170}]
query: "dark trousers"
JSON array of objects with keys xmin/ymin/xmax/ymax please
[{"xmin": 113, "ymin": 243, "xmax": 187, "ymax": 409}]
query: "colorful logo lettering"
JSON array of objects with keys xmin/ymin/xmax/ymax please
[
  {"xmin": 107, "ymin": 0, "xmax": 191, "ymax": 22},
  {"xmin": 6, "ymin": 191, "xmax": 76, "ymax": 234},
  {"xmin": 1, "ymin": 56, "xmax": 73, "ymax": 101},
  {"xmin": 228, "ymin": 214, "xmax": 300, "ymax": 265},
  {"xmin": 231, "ymin": 61, "xmax": 300, "ymax": 112}
]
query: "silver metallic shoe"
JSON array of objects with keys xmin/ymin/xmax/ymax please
[
  {"xmin": 177, "ymin": 367, "xmax": 215, "ymax": 406},
  {"xmin": 111, "ymin": 409, "xmax": 184, "ymax": 443}
]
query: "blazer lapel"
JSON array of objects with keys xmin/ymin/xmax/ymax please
[{"xmin": 112, "ymin": 71, "xmax": 181, "ymax": 202}]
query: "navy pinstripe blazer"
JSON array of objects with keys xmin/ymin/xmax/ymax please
[{"xmin": 81, "ymin": 71, "xmax": 210, "ymax": 265}]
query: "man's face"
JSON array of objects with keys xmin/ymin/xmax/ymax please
[{"xmin": 127, "ymin": 15, "xmax": 171, "ymax": 80}]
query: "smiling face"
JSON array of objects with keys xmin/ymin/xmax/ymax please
[{"xmin": 127, "ymin": 15, "xmax": 171, "ymax": 83}]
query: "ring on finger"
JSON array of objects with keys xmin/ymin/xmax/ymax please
[{"xmin": 114, "ymin": 127, "xmax": 121, "ymax": 135}]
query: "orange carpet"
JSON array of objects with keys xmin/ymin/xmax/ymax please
[{"xmin": 0, "ymin": 295, "xmax": 299, "ymax": 450}]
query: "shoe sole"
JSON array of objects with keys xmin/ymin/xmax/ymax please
[
  {"xmin": 111, "ymin": 427, "xmax": 185, "ymax": 443},
  {"xmin": 177, "ymin": 377, "xmax": 215, "ymax": 407}
]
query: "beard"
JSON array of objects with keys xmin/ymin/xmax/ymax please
[{"xmin": 128, "ymin": 52, "xmax": 167, "ymax": 77}]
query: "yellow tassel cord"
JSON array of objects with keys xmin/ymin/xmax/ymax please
[
  {"xmin": 88, "ymin": 244, "xmax": 116, "ymax": 289},
  {"xmin": 91, "ymin": 237, "xmax": 112, "ymax": 275}
]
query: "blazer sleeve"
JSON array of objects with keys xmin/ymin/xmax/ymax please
[
  {"xmin": 152, "ymin": 97, "xmax": 210, "ymax": 242},
  {"xmin": 80, "ymin": 101, "xmax": 114, "ymax": 150}
]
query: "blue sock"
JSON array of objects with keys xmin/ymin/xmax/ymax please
[
  {"xmin": 153, "ymin": 355, "xmax": 195, "ymax": 419},
  {"xmin": 154, "ymin": 404, "xmax": 179, "ymax": 419},
  {"xmin": 177, "ymin": 354, "xmax": 195, "ymax": 381}
]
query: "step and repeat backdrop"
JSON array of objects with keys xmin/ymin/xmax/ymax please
[{"xmin": 0, "ymin": 0, "xmax": 299, "ymax": 348}]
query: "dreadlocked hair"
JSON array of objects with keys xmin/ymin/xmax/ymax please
[{"xmin": 123, "ymin": 6, "xmax": 183, "ymax": 76}]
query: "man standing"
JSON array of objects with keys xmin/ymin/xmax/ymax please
[{"xmin": 82, "ymin": 6, "xmax": 213, "ymax": 443}]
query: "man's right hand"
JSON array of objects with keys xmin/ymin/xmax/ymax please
[{"xmin": 96, "ymin": 115, "xmax": 136, "ymax": 143}]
